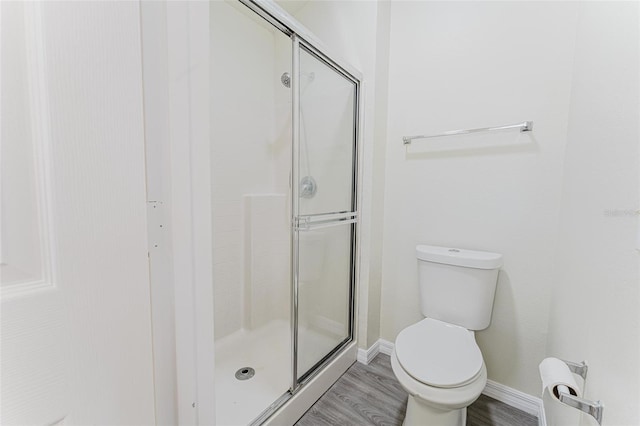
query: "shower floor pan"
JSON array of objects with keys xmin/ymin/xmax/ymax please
[{"xmin": 215, "ymin": 319, "xmax": 339, "ymax": 425}]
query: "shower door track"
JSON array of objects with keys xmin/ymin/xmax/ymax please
[{"xmin": 235, "ymin": 0, "xmax": 363, "ymax": 425}]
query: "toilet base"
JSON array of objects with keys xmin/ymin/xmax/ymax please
[{"xmin": 403, "ymin": 394, "xmax": 466, "ymax": 426}]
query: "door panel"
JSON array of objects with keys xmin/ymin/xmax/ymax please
[
  {"xmin": 1, "ymin": 2, "xmax": 155, "ymax": 423},
  {"xmin": 296, "ymin": 223, "xmax": 354, "ymax": 379},
  {"xmin": 293, "ymin": 41, "xmax": 358, "ymax": 384},
  {"xmin": 297, "ymin": 47, "xmax": 357, "ymax": 217}
]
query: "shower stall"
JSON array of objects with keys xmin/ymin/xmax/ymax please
[{"xmin": 210, "ymin": 1, "xmax": 361, "ymax": 424}]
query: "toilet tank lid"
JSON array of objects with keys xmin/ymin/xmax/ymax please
[{"xmin": 416, "ymin": 245, "xmax": 503, "ymax": 270}]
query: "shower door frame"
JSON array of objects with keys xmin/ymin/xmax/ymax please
[
  {"xmin": 291, "ymin": 35, "xmax": 360, "ymax": 387},
  {"xmin": 236, "ymin": 0, "xmax": 364, "ymax": 424}
]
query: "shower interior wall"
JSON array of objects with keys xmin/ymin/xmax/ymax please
[
  {"xmin": 211, "ymin": 1, "xmax": 291, "ymax": 340},
  {"xmin": 211, "ymin": 0, "xmax": 356, "ymax": 350}
]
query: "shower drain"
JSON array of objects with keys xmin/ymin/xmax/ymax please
[{"xmin": 235, "ymin": 367, "xmax": 255, "ymax": 381}]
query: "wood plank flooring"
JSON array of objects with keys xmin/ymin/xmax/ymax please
[{"xmin": 295, "ymin": 354, "xmax": 538, "ymax": 426}]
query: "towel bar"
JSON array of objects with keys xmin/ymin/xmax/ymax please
[{"xmin": 402, "ymin": 121, "xmax": 533, "ymax": 145}]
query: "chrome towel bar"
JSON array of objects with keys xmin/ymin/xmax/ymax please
[{"xmin": 402, "ymin": 121, "xmax": 533, "ymax": 145}]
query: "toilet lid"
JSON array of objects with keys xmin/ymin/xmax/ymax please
[{"xmin": 395, "ymin": 318, "xmax": 483, "ymax": 388}]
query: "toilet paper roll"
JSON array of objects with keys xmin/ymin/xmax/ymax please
[{"xmin": 539, "ymin": 357, "xmax": 581, "ymax": 400}]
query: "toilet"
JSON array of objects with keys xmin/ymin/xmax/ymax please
[{"xmin": 391, "ymin": 245, "xmax": 502, "ymax": 426}]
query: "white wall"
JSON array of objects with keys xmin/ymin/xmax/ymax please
[
  {"xmin": 165, "ymin": 1, "xmax": 215, "ymax": 422},
  {"xmin": 140, "ymin": 1, "xmax": 179, "ymax": 423},
  {"xmin": 546, "ymin": 2, "xmax": 640, "ymax": 425},
  {"xmin": 41, "ymin": 2, "xmax": 156, "ymax": 421},
  {"xmin": 368, "ymin": 0, "xmax": 391, "ymax": 351},
  {"xmin": 381, "ymin": 1, "xmax": 579, "ymax": 396}
]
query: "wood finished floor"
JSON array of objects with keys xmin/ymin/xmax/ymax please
[{"xmin": 295, "ymin": 354, "xmax": 538, "ymax": 426}]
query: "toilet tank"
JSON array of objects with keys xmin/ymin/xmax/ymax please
[{"xmin": 416, "ymin": 245, "xmax": 502, "ymax": 330}]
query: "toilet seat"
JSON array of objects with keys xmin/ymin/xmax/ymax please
[
  {"xmin": 391, "ymin": 349, "xmax": 487, "ymax": 412},
  {"xmin": 395, "ymin": 318, "xmax": 483, "ymax": 388}
]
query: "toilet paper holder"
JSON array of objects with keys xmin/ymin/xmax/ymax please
[{"xmin": 558, "ymin": 359, "xmax": 604, "ymax": 425}]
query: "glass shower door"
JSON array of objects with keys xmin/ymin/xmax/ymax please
[
  {"xmin": 293, "ymin": 41, "xmax": 358, "ymax": 382},
  {"xmin": 210, "ymin": 2, "xmax": 293, "ymax": 424}
]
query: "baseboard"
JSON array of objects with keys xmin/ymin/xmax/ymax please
[
  {"xmin": 357, "ymin": 340, "xmax": 380, "ymax": 364},
  {"xmin": 357, "ymin": 338, "xmax": 394, "ymax": 365},
  {"xmin": 378, "ymin": 339, "xmax": 394, "ymax": 355},
  {"xmin": 538, "ymin": 404, "xmax": 547, "ymax": 426},
  {"xmin": 358, "ymin": 339, "xmax": 545, "ymax": 425},
  {"xmin": 483, "ymin": 380, "xmax": 545, "ymax": 425}
]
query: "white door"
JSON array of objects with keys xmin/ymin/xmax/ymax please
[{"xmin": 1, "ymin": 2, "xmax": 156, "ymax": 424}]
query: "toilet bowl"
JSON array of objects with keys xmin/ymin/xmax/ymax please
[
  {"xmin": 391, "ymin": 318, "xmax": 487, "ymax": 425},
  {"xmin": 391, "ymin": 245, "xmax": 502, "ymax": 426}
]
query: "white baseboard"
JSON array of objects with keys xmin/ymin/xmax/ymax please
[
  {"xmin": 483, "ymin": 380, "xmax": 545, "ymax": 425},
  {"xmin": 357, "ymin": 339, "xmax": 545, "ymax": 426},
  {"xmin": 357, "ymin": 338, "xmax": 394, "ymax": 365},
  {"xmin": 378, "ymin": 339, "xmax": 394, "ymax": 355},
  {"xmin": 356, "ymin": 340, "xmax": 379, "ymax": 364}
]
